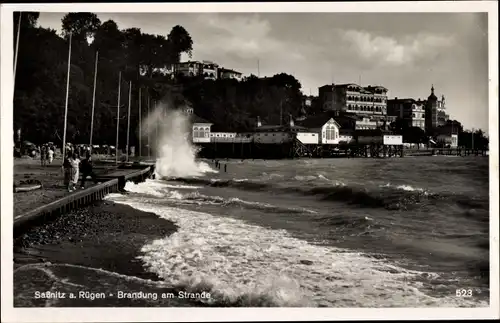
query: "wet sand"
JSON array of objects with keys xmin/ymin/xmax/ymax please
[{"xmin": 13, "ymin": 200, "xmax": 204, "ymax": 307}]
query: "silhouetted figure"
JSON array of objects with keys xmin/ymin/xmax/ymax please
[
  {"xmin": 40, "ymin": 145, "xmax": 47, "ymax": 167},
  {"xmin": 80, "ymin": 153, "xmax": 99, "ymax": 188},
  {"xmin": 224, "ymin": 164, "xmax": 227, "ymax": 172}
]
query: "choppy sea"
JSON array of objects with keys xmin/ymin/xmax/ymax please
[{"xmin": 105, "ymin": 156, "xmax": 490, "ymax": 307}]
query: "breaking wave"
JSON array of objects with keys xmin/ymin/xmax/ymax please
[
  {"xmin": 169, "ymin": 177, "xmax": 443, "ymax": 211},
  {"xmin": 107, "ymin": 182, "xmax": 487, "ymax": 307},
  {"xmin": 123, "ymin": 181, "xmax": 317, "ymax": 215}
]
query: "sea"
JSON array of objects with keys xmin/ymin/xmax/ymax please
[{"xmin": 106, "ymin": 155, "xmax": 490, "ymax": 307}]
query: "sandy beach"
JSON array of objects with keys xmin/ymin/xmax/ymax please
[{"xmin": 13, "ymin": 200, "xmax": 208, "ymax": 307}]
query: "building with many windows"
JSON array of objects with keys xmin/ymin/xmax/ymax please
[
  {"xmin": 318, "ymin": 83, "xmax": 388, "ymax": 116},
  {"xmin": 387, "ymin": 98, "xmax": 426, "ymax": 130},
  {"xmin": 175, "ymin": 60, "xmax": 219, "ymax": 80}
]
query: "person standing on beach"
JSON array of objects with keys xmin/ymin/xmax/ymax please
[
  {"xmin": 63, "ymin": 151, "xmax": 74, "ymax": 192},
  {"xmin": 40, "ymin": 145, "xmax": 47, "ymax": 167},
  {"xmin": 80, "ymin": 153, "xmax": 100, "ymax": 189},
  {"xmin": 71, "ymin": 152, "xmax": 81, "ymax": 190},
  {"xmin": 48, "ymin": 146, "xmax": 54, "ymax": 164}
]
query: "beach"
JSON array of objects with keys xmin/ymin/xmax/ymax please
[
  {"xmin": 13, "ymin": 201, "xmax": 204, "ymax": 307},
  {"xmin": 13, "ymin": 155, "xmax": 490, "ymax": 307}
]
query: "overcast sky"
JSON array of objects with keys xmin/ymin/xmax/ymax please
[{"xmin": 37, "ymin": 12, "xmax": 489, "ymax": 132}]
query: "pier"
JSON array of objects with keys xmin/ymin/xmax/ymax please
[
  {"xmin": 13, "ymin": 164, "xmax": 155, "ymax": 238},
  {"xmin": 196, "ymin": 140, "xmax": 406, "ymax": 159}
]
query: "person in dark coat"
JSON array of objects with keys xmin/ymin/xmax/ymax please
[{"xmin": 80, "ymin": 152, "xmax": 100, "ymax": 188}]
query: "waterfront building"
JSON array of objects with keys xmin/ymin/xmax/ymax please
[
  {"xmin": 253, "ymin": 115, "xmax": 312, "ymax": 144},
  {"xmin": 209, "ymin": 125, "xmax": 239, "ymax": 142},
  {"xmin": 295, "ymin": 112, "xmax": 342, "ymax": 145},
  {"xmin": 387, "ymin": 98, "xmax": 426, "ymax": 130},
  {"xmin": 436, "ymin": 133, "xmax": 458, "ymax": 148},
  {"xmin": 318, "ymin": 83, "xmax": 389, "ymax": 129},
  {"xmin": 183, "ymin": 106, "xmax": 213, "ymax": 143}
]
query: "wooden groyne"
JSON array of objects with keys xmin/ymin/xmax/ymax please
[{"xmin": 14, "ymin": 165, "xmax": 155, "ymax": 238}]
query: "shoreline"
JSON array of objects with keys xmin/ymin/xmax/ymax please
[{"xmin": 13, "ymin": 200, "xmax": 204, "ymax": 307}]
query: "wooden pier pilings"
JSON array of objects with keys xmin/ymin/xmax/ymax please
[{"xmin": 14, "ymin": 165, "xmax": 155, "ymax": 238}]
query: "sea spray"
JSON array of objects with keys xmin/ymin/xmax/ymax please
[{"xmin": 141, "ymin": 103, "xmax": 217, "ymax": 178}]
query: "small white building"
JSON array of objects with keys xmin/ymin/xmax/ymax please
[
  {"xmin": 436, "ymin": 133, "xmax": 458, "ymax": 148},
  {"xmin": 296, "ymin": 113, "xmax": 341, "ymax": 145},
  {"xmin": 296, "ymin": 132, "xmax": 319, "ymax": 144},
  {"xmin": 183, "ymin": 108, "xmax": 213, "ymax": 143},
  {"xmin": 339, "ymin": 133, "xmax": 354, "ymax": 144}
]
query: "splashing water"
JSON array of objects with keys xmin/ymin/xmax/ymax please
[{"xmin": 141, "ymin": 103, "xmax": 217, "ymax": 178}]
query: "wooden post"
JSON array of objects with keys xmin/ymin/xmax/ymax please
[
  {"xmin": 138, "ymin": 87, "xmax": 142, "ymax": 157},
  {"xmin": 126, "ymin": 81, "xmax": 132, "ymax": 162},
  {"xmin": 154, "ymin": 100, "xmax": 158, "ymax": 157},
  {"xmin": 89, "ymin": 51, "xmax": 99, "ymax": 153},
  {"xmin": 115, "ymin": 72, "xmax": 122, "ymax": 165},
  {"xmin": 14, "ymin": 12, "xmax": 22, "ymax": 87},
  {"xmin": 62, "ymin": 33, "xmax": 72, "ymax": 164},
  {"xmin": 147, "ymin": 94, "xmax": 151, "ymax": 158}
]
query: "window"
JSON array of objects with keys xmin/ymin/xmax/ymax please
[
  {"xmin": 193, "ymin": 127, "xmax": 199, "ymax": 138},
  {"xmin": 325, "ymin": 125, "xmax": 335, "ymax": 140},
  {"xmin": 412, "ymin": 113, "xmax": 415, "ymax": 118}
]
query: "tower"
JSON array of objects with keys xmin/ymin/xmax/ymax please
[{"xmin": 425, "ymin": 84, "xmax": 439, "ymax": 134}]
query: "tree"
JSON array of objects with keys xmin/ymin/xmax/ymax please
[
  {"xmin": 167, "ymin": 25, "xmax": 193, "ymax": 63},
  {"xmin": 61, "ymin": 13, "xmax": 101, "ymax": 41},
  {"xmin": 14, "ymin": 12, "xmax": 40, "ymax": 30}
]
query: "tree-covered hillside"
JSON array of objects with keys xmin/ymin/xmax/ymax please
[{"xmin": 13, "ymin": 12, "xmax": 305, "ymax": 147}]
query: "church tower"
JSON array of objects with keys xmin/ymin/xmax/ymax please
[{"xmin": 425, "ymin": 84, "xmax": 439, "ymax": 134}]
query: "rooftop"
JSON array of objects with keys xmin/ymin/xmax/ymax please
[
  {"xmin": 296, "ymin": 112, "xmax": 340, "ymax": 128},
  {"xmin": 190, "ymin": 114, "xmax": 213, "ymax": 124}
]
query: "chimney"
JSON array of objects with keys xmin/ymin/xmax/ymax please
[
  {"xmin": 257, "ymin": 116, "xmax": 262, "ymax": 128},
  {"xmin": 289, "ymin": 114, "xmax": 294, "ymax": 127}
]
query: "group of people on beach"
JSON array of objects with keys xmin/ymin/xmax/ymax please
[
  {"xmin": 63, "ymin": 148, "xmax": 99, "ymax": 192},
  {"xmin": 39, "ymin": 144, "xmax": 55, "ymax": 166}
]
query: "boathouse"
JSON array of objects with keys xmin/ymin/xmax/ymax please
[
  {"xmin": 296, "ymin": 113, "xmax": 341, "ymax": 145},
  {"xmin": 253, "ymin": 115, "xmax": 312, "ymax": 144}
]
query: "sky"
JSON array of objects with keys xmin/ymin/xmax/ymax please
[{"xmin": 37, "ymin": 12, "xmax": 490, "ymax": 133}]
